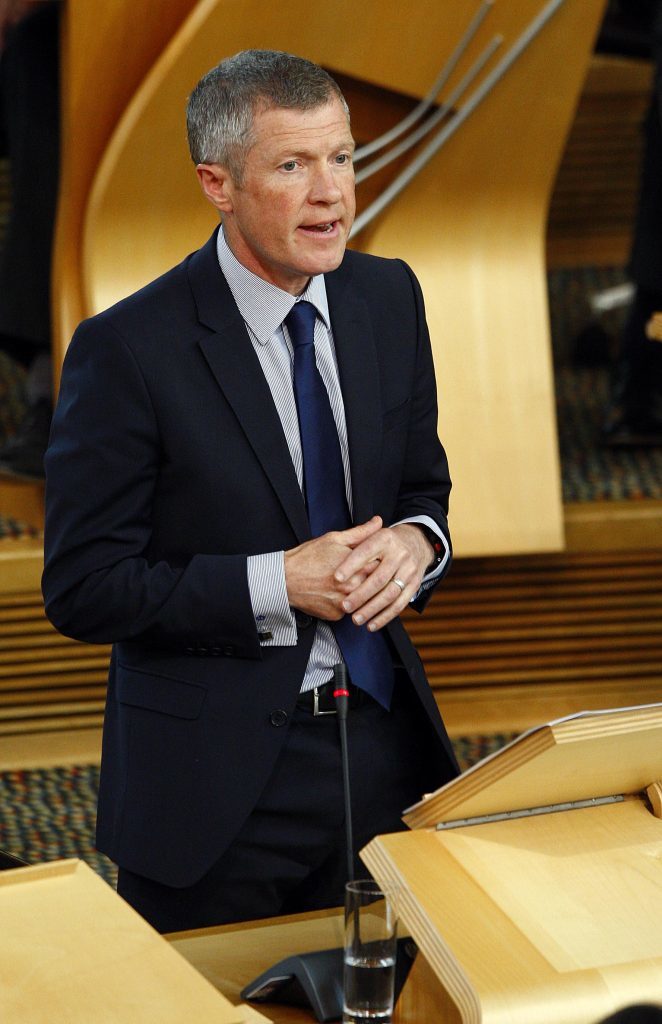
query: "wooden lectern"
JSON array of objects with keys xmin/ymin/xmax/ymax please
[
  {"xmin": 0, "ymin": 858, "xmax": 268, "ymax": 1023},
  {"xmin": 362, "ymin": 704, "xmax": 662, "ymax": 1023}
]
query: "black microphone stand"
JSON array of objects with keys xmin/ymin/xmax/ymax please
[
  {"xmin": 332, "ymin": 661, "xmax": 355, "ymax": 885},
  {"xmin": 241, "ymin": 663, "xmax": 415, "ymax": 1021}
]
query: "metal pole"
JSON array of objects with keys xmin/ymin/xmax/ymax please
[
  {"xmin": 350, "ymin": 0, "xmax": 568, "ymax": 238},
  {"xmin": 354, "ymin": 0, "xmax": 494, "ymax": 162},
  {"xmin": 355, "ymin": 34, "xmax": 502, "ymax": 185}
]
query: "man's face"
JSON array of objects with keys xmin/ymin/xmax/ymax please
[{"xmin": 198, "ymin": 97, "xmax": 356, "ymax": 295}]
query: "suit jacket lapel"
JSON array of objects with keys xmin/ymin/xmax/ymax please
[
  {"xmin": 325, "ymin": 261, "xmax": 382, "ymax": 525},
  {"xmin": 187, "ymin": 233, "xmax": 310, "ymax": 543}
]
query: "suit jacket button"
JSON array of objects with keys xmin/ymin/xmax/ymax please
[
  {"xmin": 197, "ymin": 645, "xmax": 208, "ymax": 656},
  {"xmin": 295, "ymin": 612, "xmax": 313, "ymax": 629},
  {"xmin": 269, "ymin": 709, "xmax": 288, "ymax": 727},
  {"xmin": 222, "ymin": 644, "xmax": 235, "ymax": 657}
]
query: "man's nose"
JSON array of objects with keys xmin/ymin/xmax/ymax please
[{"xmin": 309, "ymin": 163, "xmax": 343, "ymax": 203}]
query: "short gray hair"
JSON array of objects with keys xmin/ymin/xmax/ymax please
[{"xmin": 186, "ymin": 49, "xmax": 350, "ymax": 184}]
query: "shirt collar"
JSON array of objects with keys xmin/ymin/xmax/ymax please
[{"xmin": 216, "ymin": 227, "xmax": 330, "ymax": 345}]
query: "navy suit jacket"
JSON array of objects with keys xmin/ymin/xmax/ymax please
[{"xmin": 42, "ymin": 230, "xmax": 456, "ymax": 887}]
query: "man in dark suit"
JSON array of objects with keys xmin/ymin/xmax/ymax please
[{"xmin": 42, "ymin": 50, "xmax": 458, "ymax": 933}]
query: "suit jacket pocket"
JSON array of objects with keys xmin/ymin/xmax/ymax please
[{"xmin": 116, "ymin": 663, "xmax": 207, "ymax": 719}]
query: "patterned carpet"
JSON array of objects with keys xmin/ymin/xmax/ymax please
[
  {"xmin": 0, "ymin": 765, "xmax": 116, "ymax": 885},
  {"xmin": 557, "ymin": 364, "xmax": 662, "ymax": 501},
  {"xmin": 0, "ymin": 734, "xmax": 516, "ymax": 889},
  {"xmin": 549, "ymin": 264, "xmax": 662, "ymax": 501}
]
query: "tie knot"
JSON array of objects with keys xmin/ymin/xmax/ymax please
[{"xmin": 285, "ymin": 301, "xmax": 317, "ymax": 350}]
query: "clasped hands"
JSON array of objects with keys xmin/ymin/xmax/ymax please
[{"xmin": 284, "ymin": 516, "xmax": 434, "ymax": 632}]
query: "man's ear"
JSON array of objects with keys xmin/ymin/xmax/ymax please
[{"xmin": 196, "ymin": 164, "xmax": 235, "ymax": 213}]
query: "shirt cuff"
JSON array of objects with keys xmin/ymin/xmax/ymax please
[
  {"xmin": 246, "ymin": 551, "xmax": 297, "ymax": 646},
  {"xmin": 390, "ymin": 515, "xmax": 450, "ymax": 598}
]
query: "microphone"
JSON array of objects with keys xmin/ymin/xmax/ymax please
[
  {"xmin": 240, "ymin": 662, "xmax": 355, "ymax": 1021},
  {"xmin": 241, "ymin": 663, "xmax": 416, "ymax": 1020},
  {"xmin": 333, "ymin": 661, "xmax": 355, "ymax": 885}
]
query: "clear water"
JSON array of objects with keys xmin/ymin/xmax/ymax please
[{"xmin": 343, "ymin": 953, "xmax": 396, "ymax": 1022}]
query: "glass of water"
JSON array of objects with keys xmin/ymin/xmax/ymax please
[{"xmin": 343, "ymin": 879, "xmax": 399, "ymax": 1023}]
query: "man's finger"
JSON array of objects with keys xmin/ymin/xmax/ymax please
[
  {"xmin": 336, "ymin": 528, "xmax": 408, "ymax": 594},
  {"xmin": 346, "ymin": 561, "xmax": 415, "ymax": 617},
  {"xmin": 351, "ymin": 576, "xmax": 414, "ymax": 630},
  {"xmin": 333, "ymin": 517, "xmax": 382, "ymax": 574},
  {"xmin": 339, "ymin": 558, "xmax": 381, "ymax": 592}
]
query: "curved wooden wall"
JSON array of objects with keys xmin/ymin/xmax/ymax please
[
  {"xmin": 54, "ymin": 0, "xmax": 606, "ymax": 557},
  {"xmin": 52, "ymin": 0, "xmax": 198, "ymax": 379},
  {"xmin": 355, "ymin": 1, "xmax": 606, "ymax": 556}
]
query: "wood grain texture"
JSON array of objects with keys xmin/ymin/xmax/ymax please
[
  {"xmin": 564, "ymin": 499, "xmax": 662, "ymax": 551},
  {"xmin": 0, "ymin": 859, "xmax": 246, "ymax": 1023},
  {"xmin": 0, "ymin": 481, "xmax": 44, "ymax": 530},
  {"xmin": 647, "ymin": 780, "xmax": 662, "ymax": 819},
  {"xmin": 0, "ymin": 549, "xmax": 111, "ymax": 737},
  {"xmin": 404, "ymin": 548, "xmax": 662, "ymax": 732},
  {"xmin": 365, "ymin": 704, "xmax": 662, "ymax": 1023},
  {"xmin": 403, "ymin": 703, "xmax": 662, "ymax": 827},
  {"xmin": 170, "ymin": 907, "xmax": 346, "ymax": 1023}
]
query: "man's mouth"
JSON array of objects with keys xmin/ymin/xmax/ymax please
[{"xmin": 300, "ymin": 221, "xmax": 337, "ymax": 234}]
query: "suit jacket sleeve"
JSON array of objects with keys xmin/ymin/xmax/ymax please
[{"xmin": 42, "ymin": 317, "xmax": 263, "ymax": 656}]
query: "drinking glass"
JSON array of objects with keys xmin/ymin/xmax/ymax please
[{"xmin": 343, "ymin": 879, "xmax": 398, "ymax": 1023}]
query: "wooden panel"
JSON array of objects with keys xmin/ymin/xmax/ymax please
[
  {"xmin": 0, "ymin": 728, "xmax": 102, "ymax": 770},
  {"xmin": 405, "ymin": 704, "xmax": 662, "ymax": 827},
  {"xmin": 564, "ymin": 498, "xmax": 662, "ymax": 551},
  {"xmin": 367, "ymin": 799, "xmax": 662, "ymax": 1023},
  {"xmin": 0, "ymin": 542, "xmax": 43, "ymax": 594},
  {"xmin": 366, "ymin": 707, "xmax": 662, "ymax": 1022},
  {"xmin": 403, "ymin": 548, "xmax": 662, "ymax": 733},
  {"xmin": 0, "ymin": 859, "xmax": 247, "ymax": 1023},
  {"xmin": 348, "ymin": 0, "xmax": 606, "ymax": 556},
  {"xmin": 0, "ymin": 576, "xmax": 111, "ymax": 737},
  {"xmin": 0, "ymin": 481, "xmax": 44, "ymax": 530},
  {"xmin": 170, "ymin": 908, "xmax": 346, "ymax": 1023}
]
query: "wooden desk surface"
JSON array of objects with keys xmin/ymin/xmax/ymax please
[{"xmin": 168, "ymin": 907, "xmax": 346, "ymax": 1024}]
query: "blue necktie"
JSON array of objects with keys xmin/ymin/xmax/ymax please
[{"xmin": 286, "ymin": 301, "xmax": 394, "ymax": 709}]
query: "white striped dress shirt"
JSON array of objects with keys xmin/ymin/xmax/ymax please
[{"xmin": 216, "ymin": 228, "xmax": 448, "ymax": 692}]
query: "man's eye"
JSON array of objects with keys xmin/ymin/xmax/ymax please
[
  {"xmin": 336, "ymin": 154, "xmax": 351, "ymax": 165},
  {"xmin": 281, "ymin": 160, "xmax": 297, "ymax": 171}
]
